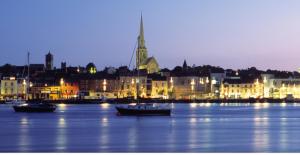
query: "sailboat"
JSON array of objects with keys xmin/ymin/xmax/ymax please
[
  {"xmin": 115, "ymin": 68, "xmax": 171, "ymax": 116},
  {"xmin": 13, "ymin": 52, "xmax": 56, "ymax": 112},
  {"xmin": 115, "ymin": 15, "xmax": 171, "ymax": 116},
  {"xmin": 115, "ymin": 63, "xmax": 171, "ymax": 116}
]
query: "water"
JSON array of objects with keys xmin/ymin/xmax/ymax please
[{"xmin": 1, "ymin": 102, "xmax": 300, "ymax": 152}]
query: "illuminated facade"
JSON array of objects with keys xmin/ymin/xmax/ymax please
[
  {"xmin": 168, "ymin": 76, "xmax": 211, "ymax": 99},
  {"xmin": 263, "ymin": 76, "xmax": 300, "ymax": 99},
  {"xmin": 30, "ymin": 85, "xmax": 61, "ymax": 100},
  {"xmin": 220, "ymin": 79, "xmax": 264, "ymax": 99},
  {"xmin": 0, "ymin": 77, "xmax": 26, "ymax": 100},
  {"xmin": 60, "ymin": 79, "xmax": 79, "ymax": 99},
  {"xmin": 118, "ymin": 75, "xmax": 147, "ymax": 98},
  {"xmin": 79, "ymin": 77, "xmax": 119, "ymax": 99}
]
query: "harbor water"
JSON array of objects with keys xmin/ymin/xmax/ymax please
[{"xmin": 1, "ymin": 102, "xmax": 300, "ymax": 152}]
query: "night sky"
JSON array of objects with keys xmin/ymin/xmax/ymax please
[{"xmin": 1, "ymin": 0, "xmax": 300, "ymax": 71}]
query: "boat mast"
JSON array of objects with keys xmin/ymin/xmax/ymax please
[
  {"xmin": 136, "ymin": 46, "xmax": 140, "ymax": 104},
  {"xmin": 26, "ymin": 52, "xmax": 30, "ymax": 100}
]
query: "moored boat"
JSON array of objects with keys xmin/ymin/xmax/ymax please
[
  {"xmin": 13, "ymin": 103, "xmax": 56, "ymax": 112},
  {"xmin": 116, "ymin": 104, "xmax": 171, "ymax": 116}
]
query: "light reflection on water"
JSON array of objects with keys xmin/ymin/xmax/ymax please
[
  {"xmin": 56, "ymin": 117, "xmax": 67, "ymax": 151},
  {"xmin": 1, "ymin": 103, "xmax": 300, "ymax": 152},
  {"xmin": 18, "ymin": 116, "xmax": 30, "ymax": 152}
]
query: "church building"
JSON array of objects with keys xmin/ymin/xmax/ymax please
[{"xmin": 136, "ymin": 15, "xmax": 159, "ymax": 74}]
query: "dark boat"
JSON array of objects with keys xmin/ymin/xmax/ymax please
[
  {"xmin": 13, "ymin": 103, "xmax": 56, "ymax": 112},
  {"xmin": 12, "ymin": 52, "xmax": 56, "ymax": 113},
  {"xmin": 116, "ymin": 104, "xmax": 171, "ymax": 116}
]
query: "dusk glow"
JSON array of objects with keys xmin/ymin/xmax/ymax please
[{"xmin": 1, "ymin": 0, "xmax": 300, "ymax": 71}]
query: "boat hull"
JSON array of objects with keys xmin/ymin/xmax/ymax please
[
  {"xmin": 13, "ymin": 106, "xmax": 56, "ymax": 112},
  {"xmin": 116, "ymin": 106, "xmax": 171, "ymax": 116}
]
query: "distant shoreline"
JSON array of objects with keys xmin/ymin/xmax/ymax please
[{"xmin": 1, "ymin": 98, "xmax": 295, "ymax": 104}]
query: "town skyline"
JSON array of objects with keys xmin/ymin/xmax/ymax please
[{"xmin": 1, "ymin": 0, "xmax": 300, "ymax": 71}]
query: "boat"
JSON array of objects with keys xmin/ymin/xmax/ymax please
[
  {"xmin": 116, "ymin": 103, "xmax": 171, "ymax": 116},
  {"xmin": 13, "ymin": 103, "xmax": 56, "ymax": 112},
  {"xmin": 13, "ymin": 52, "xmax": 56, "ymax": 112}
]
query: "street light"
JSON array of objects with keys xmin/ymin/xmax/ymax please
[{"xmin": 60, "ymin": 78, "xmax": 64, "ymax": 86}]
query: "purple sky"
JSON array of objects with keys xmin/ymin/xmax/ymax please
[{"xmin": 1, "ymin": 0, "xmax": 300, "ymax": 71}]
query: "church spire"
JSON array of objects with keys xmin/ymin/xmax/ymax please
[
  {"xmin": 138, "ymin": 13, "xmax": 145, "ymax": 48},
  {"xmin": 136, "ymin": 13, "xmax": 148, "ymax": 68},
  {"xmin": 139, "ymin": 13, "xmax": 144, "ymax": 41}
]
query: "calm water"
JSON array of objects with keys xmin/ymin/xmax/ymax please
[{"xmin": 1, "ymin": 102, "xmax": 300, "ymax": 152}]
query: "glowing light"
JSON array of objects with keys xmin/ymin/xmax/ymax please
[
  {"xmin": 102, "ymin": 117, "xmax": 108, "ymax": 123},
  {"xmin": 59, "ymin": 118, "xmax": 66, "ymax": 127},
  {"xmin": 58, "ymin": 104, "xmax": 67, "ymax": 110},
  {"xmin": 254, "ymin": 102, "xmax": 269, "ymax": 109},
  {"xmin": 20, "ymin": 117, "xmax": 28, "ymax": 125},
  {"xmin": 101, "ymin": 117, "xmax": 109, "ymax": 127},
  {"xmin": 199, "ymin": 78, "xmax": 204, "ymax": 84},
  {"xmin": 190, "ymin": 79, "xmax": 195, "ymax": 85},
  {"xmin": 103, "ymin": 79, "xmax": 107, "ymax": 91},
  {"xmin": 190, "ymin": 118, "xmax": 197, "ymax": 124},
  {"xmin": 60, "ymin": 78, "xmax": 64, "ymax": 85},
  {"xmin": 170, "ymin": 77, "xmax": 173, "ymax": 83},
  {"xmin": 204, "ymin": 118, "xmax": 211, "ymax": 122},
  {"xmin": 190, "ymin": 103, "xmax": 197, "ymax": 108},
  {"xmin": 262, "ymin": 102, "xmax": 269, "ymax": 108},
  {"xmin": 100, "ymin": 103, "xmax": 110, "ymax": 109},
  {"xmin": 129, "ymin": 103, "xmax": 137, "ymax": 106},
  {"xmin": 206, "ymin": 77, "xmax": 209, "ymax": 83},
  {"xmin": 281, "ymin": 102, "xmax": 287, "ymax": 107},
  {"xmin": 263, "ymin": 76, "xmax": 267, "ymax": 83},
  {"xmin": 205, "ymin": 103, "xmax": 211, "ymax": 107}
]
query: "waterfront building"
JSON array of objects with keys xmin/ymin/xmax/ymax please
[
  {"xmin": 136, "ymin": 15, "xmax": 159, "ymax": 74},
  {"xmin": 0, "ymin": 77, "xmax": 26, "ymax": 100},
  {"xmin": 168, "ymin": 75, "xmax": 211, "ymax": 100},
  {"xmin": 78, "ymin": 74, "xmax": 119, "ymax": 99},
  {"xmin": 147, "ymin": 74, "xmax": 168, "ymax": 99},
  {"xmin": 262, "ymin": 74, "xmax": 300, "ymax": 99},
  {"xmin": 220, "ymin": 78, "xmax": 264, "ymax": 99},
  {"xmin": 45, "ymin": 51, "xmax": 54, "ymax": 70},
  {"xmin": 210, "ymin": 72, "xmax": 226, "ymax": 98},
  {"xmin": 30, "ymin": 85, "xmax": 61, "ymax": 100},
  {"xmin": 118, "ymin": 75, "xmax": 147, "ymax": 98},
  {"xmin": 60, "ymin": 78, "xmax": 79, "ymax": 99}
]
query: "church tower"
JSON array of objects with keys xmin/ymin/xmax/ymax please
[
  {"xmin": 136, "ymin": 14, "xmax": 148, "ymax": 68},
  {"xmin": 45, "ymin": 51, "xmax": 53, "ymax": 70}
]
